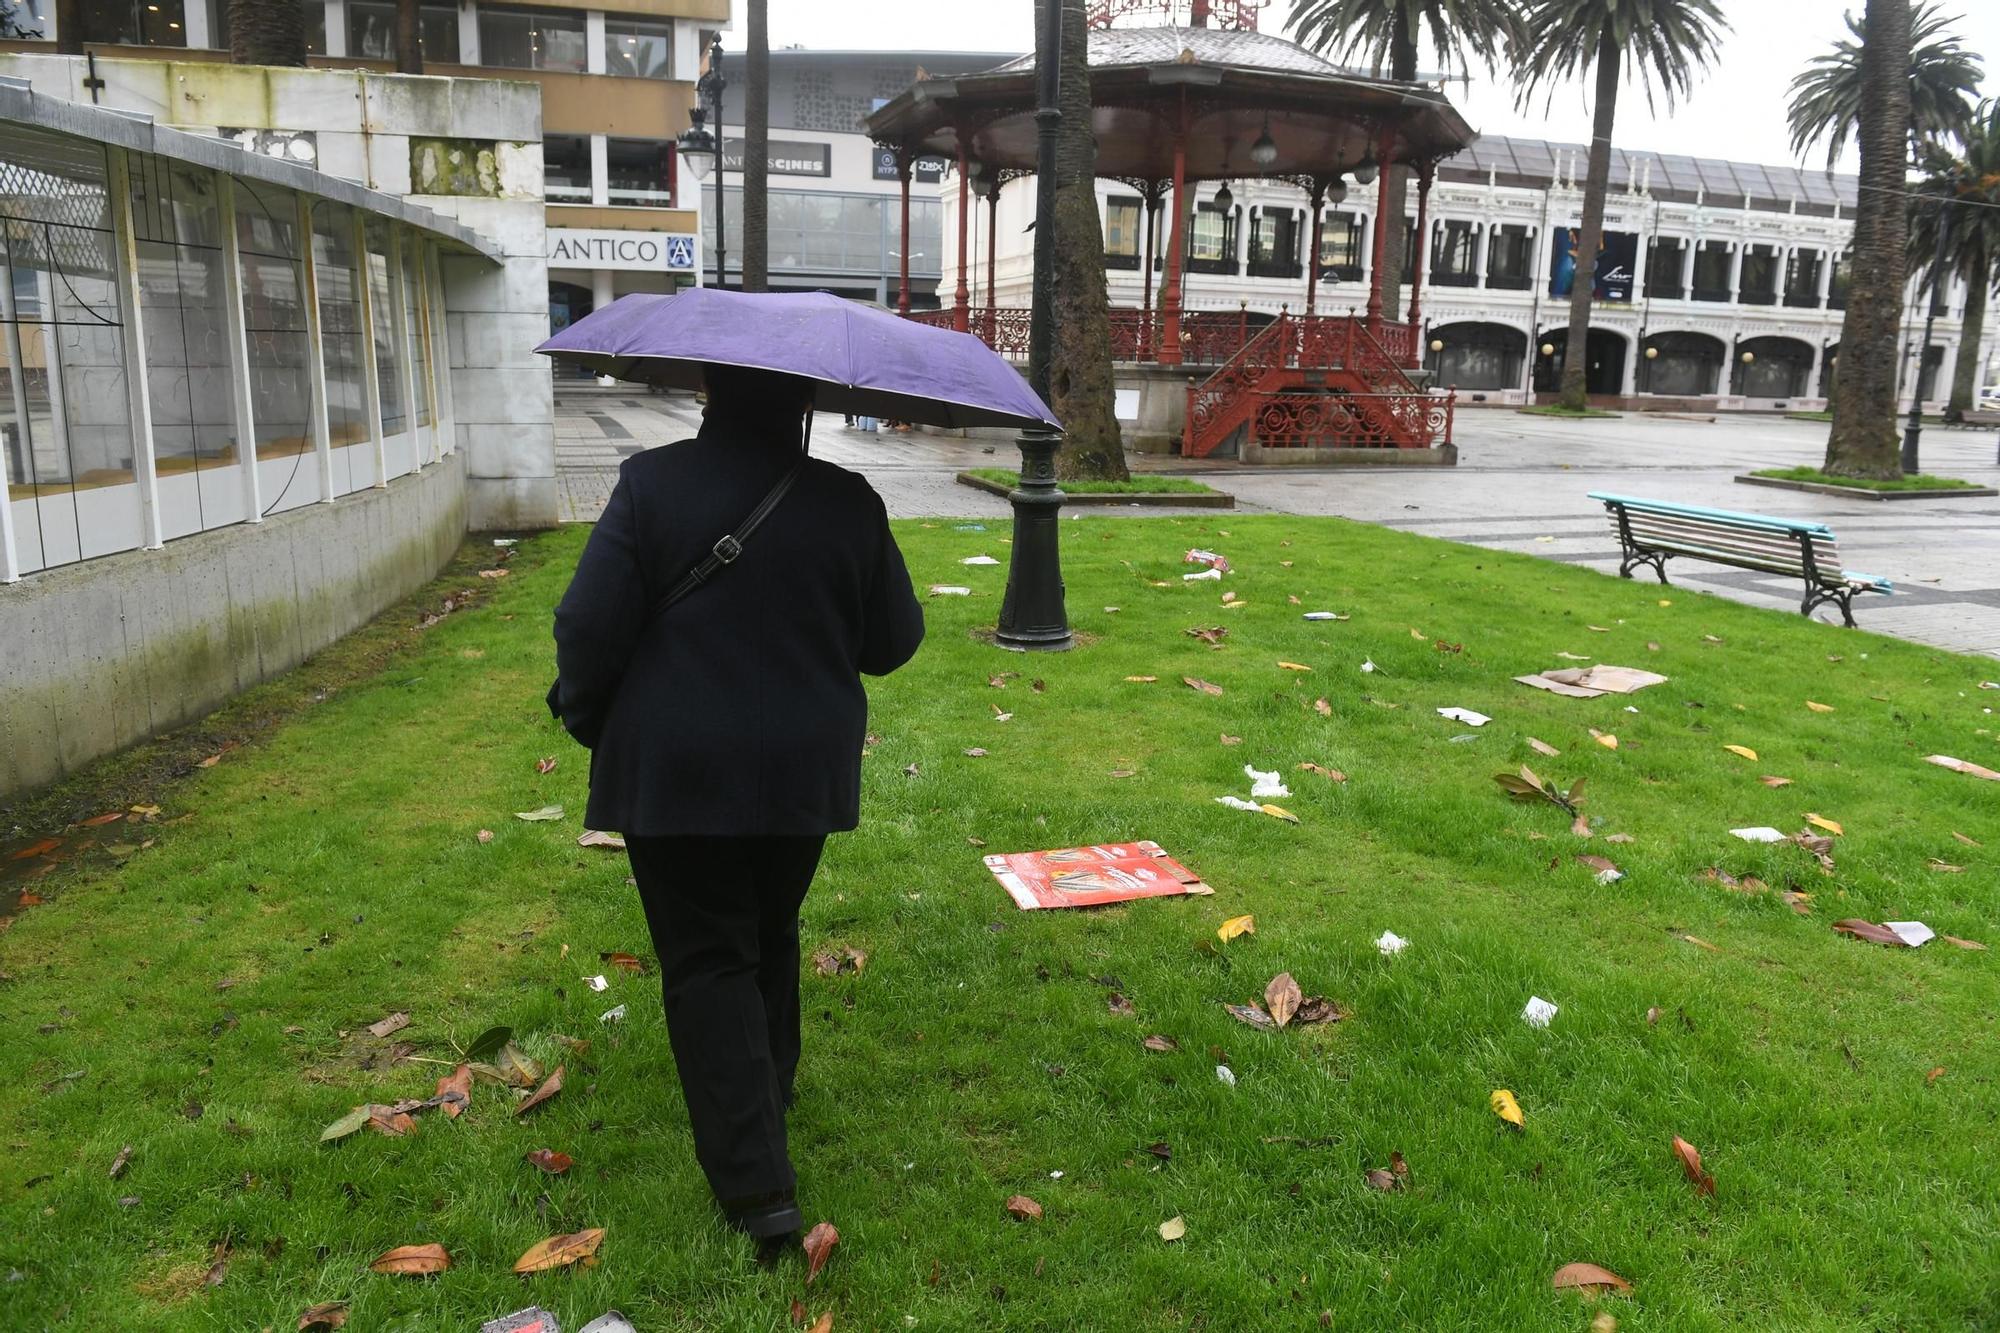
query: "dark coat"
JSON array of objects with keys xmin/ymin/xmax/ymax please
[{"xmin": 551, "ymin": 415, "xmax": 925, "ymax": 837}]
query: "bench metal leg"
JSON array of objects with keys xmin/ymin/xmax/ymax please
[
  {"xmin": 1802, "ymin": 583, "xmax": 1858, "ymax": 628},
  {"xmin": 1618, "ymin": 549, "xmax": 1670, "ymax": 584}
]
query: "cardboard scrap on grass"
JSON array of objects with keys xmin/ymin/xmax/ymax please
[
  {"xmin": 985, "ymin": 842, "xmax": 1213, "ymax": 911},
  {"xmin": 1515, "ymin": 665, "xmax": 1668, "ymax": 699}
]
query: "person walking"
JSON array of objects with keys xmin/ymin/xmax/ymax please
[{"xmin": 549, "ymin": 362, "xmax": 924, "ymax": 1246}]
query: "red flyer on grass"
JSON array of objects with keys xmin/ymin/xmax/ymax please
[{"xmin": 983, "ymin": 841, "xmax": 1214, "ymax": 911}]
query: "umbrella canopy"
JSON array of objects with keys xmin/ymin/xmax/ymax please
[{"xmin": 536, "ymin": 288, "xmax": 1060, "ymax": 431}]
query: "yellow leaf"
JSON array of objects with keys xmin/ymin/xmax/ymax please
[
  {"xmin": 1123, "ymin": 675, "xmax": 1158, "ymax": 683},
  {"xmin": 1805, "ymin": 813, "xmax": 1844, "ymax": 836},
  {"xmin": 512, "ymin": 1226, "xmax": 605, "ymax": 1274},
  {"xmin": 1260, "ymin": 804, "xmax": 1300, "ymax": 824},
  {"xmin": 1593, "ymin": 732, "xmax": 1619, "ymax": 750},
  {"xmin": 1410, "ymin": 627, "xmax": 1426, "ymax": 639},
  {"xmin": 1158, "ymin": 1215, "xmax": 1187, "ymax": 1242},
  {"xmin": 1490, "ymin": 1088, "xmax": 1524, "ymax": 1129},
  {"xmin": 1277, "ymin": 661, "xmax": 1313, "ymax": 672},
  {"xmin": 1658, "ymin": 599, "xmax": 1672, "ymax": 607},
  {"xmin": 1805, "ymin": 700, "xmax": 1834, "ymax": 713},
  {"xmin": 1217, "ymin": 914, "xmax": 1256, "ymax": 943},
  {"xmin": 1723, "ymin": 745, "xmax": 1758, "ymax": 761}
]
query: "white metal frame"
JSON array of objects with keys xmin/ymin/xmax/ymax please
[
  {"xmin": 215, "ymin": 173, "xmax": 265, "ymax": 523},
  {"xmin": 107, "ymin": 147, "xmax": 165, "ymax": 550},
  {"xmin": 297, "ymin": 194, "xmax": 337, "ymax": 504},
  {"xmin": 351, "ymin": 211, "xmax": 388, "ymax": 489}
]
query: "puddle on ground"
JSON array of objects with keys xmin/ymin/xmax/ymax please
[{"xmin": 0, "ymin": 806, "xmax": 167, "ymax": 919}]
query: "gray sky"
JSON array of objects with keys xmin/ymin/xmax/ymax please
[{"xmin": 764, "ymin": 0, "xmax": 1997, "ymax": 173}]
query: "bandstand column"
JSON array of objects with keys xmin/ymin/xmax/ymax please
[
  {"xmin": 986, "ymin": 179, "xmax": 1001, "ymax": 337},
  {"xmin": 1364, "ymin": 124, "xmax": 1395, "ymax": 324},
  {"xmin": 1141, "ymin": 184, "xmax": 1159, "ymax": 359},
  {"xmin": 954, "ymin": 142, "xmax": 971, "ymax": 332},
  {"xmin": 1407, "ymin": 161, "xmax": 1433, "ymax": 351},
  {"xmin": 1160, "ymin": 100, "xmax": 1190, "ymax": 366},
  {"xmin": 897, "ymin": 151, "xmax": 913, "ymax": 315},
  {"xmin": 1304, "ymin": 181, "xmax": 1324, "ymax": 316}
]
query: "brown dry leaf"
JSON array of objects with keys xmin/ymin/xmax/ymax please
[
  {"xmin": 370, "ymin": 1242, "xmax": 451, "ymax": 1276},
  {"xmin": 1723, "ymin": 744, "xmax": 1758, "ymax": 761},
  {"xmin": 802, "ymin": 1221, "xmax": 840, "ymax": 1284},
  {"xmin": 1528, "ymin": 737, "xmax": 1560, "ymax": 757},
  {"xmin": 297, "ymin": 1302, "xmax": 350, "ymax": 1331},
  {"xmin": 1364, "ymin": 1167, "xmax": 1401, "ymax": 1192},
  {"xmin": 805, "ymin": 1316, "xmax": 833, "ymax": 1333},
  {"xmin": 1805, "ymin": 700, "xmax": 1834, "ymax": 713},
  {"xmin": 80, "ymin": 811, "xmax": 126, "ymax": 827},
  {"xmin": 366, "ymin": 1106, "xmax": 418, "ymax": 1137},
  {"xmin": 1265, "ymin": 973, "xmax": 1302, "ymax": 1029},
  {"xmin": 1293, "ymin": 996, "xmax": 1345, "ymax": 1025},
  {"xmin": 1217, "ymin": 914, "xmax": 1256, "ymax": 943},
  {"xmin": 435, "ymin": 1065, "xmax": 472, "ymax": 1120},
  {"xmin": 1832, "ymin": 919, "xmax": 1908, "ymax": 947},
  {"xmin": 1571, "ymin": 812, "xmax": 1592, "ymax": 839},
  {"xmin": 1224, "ymin": 1002, "xmax": 1276, "ymax": 1030},
  {"xmin": 1391, "ymin": 1150, "xmax": 1409, "ymax": 1179},
  {"xmin": 1313, "ymin": 698, "xmax": 1332, "ymax": 717},
  {"xmin": 477, "ymin": 829, "xmax": 495, "ymax": 844},
  {"xmin": 1672, "ymin": 1136, "xmax": 1716, "ymax": 1195},
  {"xmin": 1553, "ymin": 1262, "xmax": 1633, "ymax": 1295},
  {"xmin": 1106, "ymin": 992, "xmax": 1137, "ymax": 1017},
  {"xmin": 512, "ymin": 1226, "xmax": 604, "ymax": 1274},
  {"xmin": 1804, "ymin": 813, "xmax": 1844, "ymax": 836},
  {"xmin": 366, "ymin": 1012, "xmax": 410, "ymax": 1039},
  {"xmin": 1645, "ymin": 1006, "xmax": 1662, "ymax": 1026},
  {"xmin": 1927, "ymin": 1066, "xmax": 1947, "ymax": 1085},
  {"xmin": 1220, "ymin": 734, "xmax": 1243, "ymax": 746},
  {"xmin": 477, "ymin": 568, "xmax": 509, "ymax": 580},
  {"xmin": 10, "ymin": 838, "xmax": 60, "ymax": 861},
  {"xmin": 1941, "ymin": 935, "xmax": 1987, "ymax": 951},
  {"xmin": 1591, "ymin": 730, "xmax": 1619, "ymax": 750},
  {"xmin": 109, "ymin": 1145, "xmax": 134, "ymax": 1179},
  {"xmin": 791, "ymin": 1301, "xmax": 810, "ymax": 1328},
  {"xmin": 525, "ymin": 1148, "xmax": 573, "ymax": 1174},
  {"xmin": 1575, "ymin": 854, "xmax": 1621, "ymax": 879},
  {"xmin": 1183, "ymin": 677, "xmax": 1224, "ymax": 696},
  {"xmin": 578, "ymin": 830, "xmax": 626, "ymax": 850},
  {"xmin": 1779, "ymin": 889, "xmax": 1813, "ymax": 915},
  {"xmin": 1680, "ymin": 935, "xmax": 1721, "ymax": 953},
  {"xmin": 536, "ymin": 756, "xmax": 558, "ymax": 775},
  {"xmin": 988, "ymin": 672, "xmax": 1017, "ymax": 689},
  {"xmin": 514, "ymin": 1065, "xmax": 565, "ymax": 1117},
  {"xmin": 1951, "ymin": 831, "xmax": 1980, "ymax": 847},
  {"xmin": 1004, "ymin": 1194, "xmax": 1043, "ymax": 1221},
  {"xmin": 1141, "ymin": 1034, "xmax": 1179, "ymax": 1053},
  {"xmin": 1759, "ymin": 775, "xmax": 1793, "ymax": 788},
  {"xmin": 1183, "ymin": 626, "xmax": 1228, "ymax": 645},
  {"xmin": 601, "ymin": 951, "xmax": 647, "ymax": 974},
  {"xmin": 1109, "ymin": 768, "xmax": 1135, "ymax": 779}
]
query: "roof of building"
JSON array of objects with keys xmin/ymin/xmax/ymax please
[
  {"xmin": 1440, "ymin": 132, "xmax": 1858, "ymax": 215},
  {"xmin": 987, "ymin": 25, "xmax": 1358, "ymax": 78}
]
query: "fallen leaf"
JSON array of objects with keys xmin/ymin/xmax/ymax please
[
  {"xmin": 1107, "ymin": 992, "xmax": 1137, "ymax": 1017},
  {"xmin": 1313, "ymin": 698, "xmax": 1332, "ymax": 717},
  {"xmin": 1158, "ymin": 1215, "xmax": 1186, "ymax": 1242},
  {"xmin": 1679, "ymin": 935, "xmax": 1720, "ymax": 953},
  {"xmin": 1759, "ymin": 776, "xmax": 1793, "ymax": 788},
  {"xmin": 477, "ymin": 829, "xmax": 494, "ymax": 844},
  {"xmin": 1587, "ymin": 625, "xmax": 1612, "ymax": 633},
  {"xmin": 1605, "ymin": 833, "xmax": 1635, "ymax": 845},
  {"xmin": 297, "ymin": 1302, "xmax": 350, "ymax": 1331},
  {"xmin": 805, "ymin": 1316, "xmax": 832, "ymax": 1333},
  {"xmin": 319, "ymin": 1107, "xmax": 372, "ymax": 1143},
  {"xmin": 577, "ymin": 830, "xmax": 626, "ymax": 850},
  {"xmin": 1832, "ymin": 919, "xmax": 1908, "ymax": 947},
  {"xmin": 477, "ymin": 568, "xmax": 509, "ymax": 579},
  {"xmin": 1220, "ymin": 734, "xmax": 1243, "ymax": 746},
  {"xmin": 1645, "ymin": 1006, "xmax": 1662, "ymax": 1026},
  {"xmin": 1183, "ymin": 677, "xmax": 1224, "ymax": 696},
  {"xmin": 1951, "ymin": 831, "xmax": 1980, "ymax": 847},
  {"xmin": 366, "ymin": 1105, "xmax": 418, "ymax": 1137},
  {"xmin": 80, "ymin": 811, "xmax": 125, "ymax": 827},
  {"xmin": 514, "ymin": 806, "xmax": 564, "ymax": 822},
  {"xmin": 1927, "ymin": 1066, "xmax": 1946, "ymax": 1085},
  {"xmin": 514, "ymin": 1065, "xmax": 565, "ymax": 1117},
  {"xmin": 964, "ymin": 747, "xmax": 988, "ymax": 758},
  {"xmin": 435, "ymin": 1065, "xmax": 472, "ymax": 1119},
  {"xmin": 465, "ymin": 1025, "xmax": 512, "ymax": 1062},
  {"xmin": 1592, "ymin": 731, "xmax": 1619, "ymax": 750},
  {"xmin": 1806, "ymin": 700, "xmax": 1834, "ymax": 713},
  {"xmin": 1528, "ymin": 738, "xmax": 1559, "ymax": 757},
  {"xmin": 813, "ymin": 946, "xmax": 867, "ymax": 976},
  {"xmin": 1217, "ymin": 915, "xmax": 1256, "ymax": 943},
  {"xmin": 512, "ymin": 1226, "xmax": 604, "ymax": 1273},
  {"xmin": 1928, "ymin": 860, "xmax": 1964, "ymax": 873},
  {"xmin": 601, "ymin": 951, "xmax": 647, "ymax": 974},
  {"xmin": 1183, "ymin": 626, "xmax": 1228, "ymax": 644},
  {"xmin": 1552, "ymin": 1262, "xmax": 1632, "ymax": 1295},
  {"xmin": 1142, "ymin": 1034, "xmax": 1179, "ymax": 1053},
  {"xmin": 1260, "ymin": 804, "xmax": 1299, "ymax": 824},
  {"xmin": 1672, "ymin": 1136, "xmax": 1716, "ymax": 1195},
  {"xmin": 370, "ymin": 1242, "xmax": 451, "ymax": 1276},
  {"xmin": 1264, "ymin": 973, "xmax": 1302, "ymax": 1028},
  {"xmin": 791, "ymin": 1300, "xmax": 810, "ymax": 1328},
  {"xmin": 1804, "ymin": 814, "xmax": 1843, "ymax": 836},
  {"xmin": 1364, "ymin": 1168, "xmax": 1402, "ymax": 1192},
  {"xmin": 1575, "ymin": 854, "xmax": 1622, "ymax": 881},
  {"xmin": 1298, "ymin": 763, "xmax": 1347, "ymax": 782},
  {"xmin": 525, "ymin": 1149, "xmax": 573, "ymax": 1174},
  {"xmin": 1924, "ymin": 754, "xmax": 2000, "ymax": 782},
  {"xmin": 9, "ymin": 838, "xmax": 59, "ymax": 860},
  {"xmin": 1004, "ymin": 1194, "xmax": 1043, "ymax": 1221},
  {"xmin": 367, "ymin": 1012, "xmax": 411, "ymax": 1039},
  {"xmin": 1941, "ymin": 935, "xmax": 1987, "ymax": 951},
  {"xmin": 109, "ymin": 1145, "xmax": 133, "ymax": 1179},
  {"xmin": 536, "ymin": 756, "xmax": 558, "ymax": 774},
  {"xmin": 991, "ymin": 705, "xmax": 1013, "ymax": 721},
  {"xmin": 1278, "ymin": 661, "xmax": 1313, "ymax": 673},
  {"xmin": 802, "ymin": 1221, "xmax": 839, "ymax": 1284},
  {"xmin": 1490, "ymin": 1089, "xmax": 1524, "ymax": 1129},
  {"xmin": 988, "ymin": 672, "xmax": 1017, "ymax": 689},
  {"xmin": 1123, "ymin": 675, "xmax": 1158, "ymax": 683},
  {"xmin": 1224, "ymin": 1001, "xmax": 1275, "ymax": 1030},
  {"xmin": 1293, "ymin": 996, "xmax": 1345, "ymax": 1025},
  {"xmin": 1723, "ymin": 745, "xmax": 1758, "ymax": 762}
]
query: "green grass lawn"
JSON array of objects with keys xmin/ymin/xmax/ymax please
[
  {"xmin": 964, "ymin": 468, "xmax": 1220, "ymax": 496},
  {"xmin": 3, "ymin": 515, "xmax": 1998, "ymax": 1330},
  {"xmin": 1750, "ymin": 466, "xmax": 1981, "ymax": 493}
]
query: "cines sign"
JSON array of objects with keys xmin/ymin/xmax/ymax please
[{"xmin": 547, "ymin": 227, "xmax": 697, "ymax": 272}]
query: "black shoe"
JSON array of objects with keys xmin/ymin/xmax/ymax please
[{"xmin": 721, "ymin": 1190, "xmax": 804, "ymax": 1242}]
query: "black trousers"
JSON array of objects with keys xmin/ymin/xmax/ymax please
[{"xmin": 626, "ymin": 834, "xmax": 826, "ymax": 1203}]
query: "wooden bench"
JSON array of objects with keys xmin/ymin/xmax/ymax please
[{"xmin": 1587, "ymin": 492, "xmax": 1893, "ymax": 627}]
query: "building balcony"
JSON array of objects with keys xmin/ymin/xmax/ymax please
[{"xmin": 1430, "ymin": 270, "xmax": 1479, "ymax": 288}]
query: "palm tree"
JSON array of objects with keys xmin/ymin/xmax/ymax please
[
  {"xmin": 1513, "ymin": 0, "xmax": 1726, "ymax": 412},
  {"xmin": 1287, "ymin": 0, "xmax": 1521, "ymax": 323},
  {"xmin": 741, "ymin": 0, "xmax": 769, "ymax": 293},
  {"xmin": 395, "ymin": 0, "xmax": 422, "ymax": 74},
  {"xmin": 1050, "ymin": 0, "xmax": 1127, "ymax": 481},
  {"xmin": 1786, "ymin": 3, "xmax": 1981, "ymax": 171},
  {"xmin": 228, "ymin": 0, "xmax": 307, "ymax": 65},
  {"xmin": 1823, "ymin": 0, "xmax": 1913, "ymax": 479},
  {"xmin": 1909, "ymin": 100, "xmax": 2000, "ymax": 422}
]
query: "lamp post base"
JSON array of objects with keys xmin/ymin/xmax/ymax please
[{"xmin": 995, "ymin": 426, "xmax": 1073, "ymax": 652}]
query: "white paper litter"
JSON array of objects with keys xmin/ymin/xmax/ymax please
[
  {"xmin": 583, "ymin": 974, "xmax": 609, "ymax": 992},
  {"xmin": 491, "ymin": 538, "xmax": 518, "ymax": 547},
  {"xmin": 929, "ymin": 585, "xmax": 972, "ymax": 596},
  {"xmin": 578, "ymin": 1314, "xmax": 640, "ymax": 1333},
  {"xmin": 1592, "ymin": 866, "xmax": 1623, "ymax": 885},
  {"xmin": 599, "ymin": 1004, "xmax": 626, "ymax": 1023},
  {"xmin": 1376, "ymin": 930, "xmax": 1409, "ymax": 957},
  {"xmin": 1303, "ymin": 611, "xmax": 1341, "ymax": 621},
  {"xmin": 1730, "ymin": 826, "xmax": 1788, "ymax": 843},
  {"xmin": 1049, "ymin": 1170, "xmax": 1064, "ymax": 1179},
  {"xmin": 1215, "ymin": 1065, "xmax": 1237, "ymax": 1087},
  {"xmin": 1183, "ymin": 567, "xmax": 1222, "ymax": 581},
  {"xmin": 1623, "ymin": 705, "xmax": 1640, "ymax": 714},
  {"xmin": 1361, "ymin": 659, "xmax": 1377, "ymax": 673},
  {"xmin": 1521, "ymin": 996, "xmax": 1559, "ymax": 1028},
  {"xmin": 1244, "ymin": 765, "xmax": 1291, "ymax": 799},
  {"xmin": 961, "ymin": 555, "xmax": 1000, "ymax": 566},
  {"xmin": 1437, "ymin": 706, "xmax": 1490, "ymax": 727},
  {"xmin": 1885, "ymin": 921, "xmax": 1935, "ymax": 947},
  {"xmin": 1214, "ymin": 795, "xmax": 1263, "ymax": 812}
]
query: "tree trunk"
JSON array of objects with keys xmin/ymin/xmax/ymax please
[
  {"xmin": 1825, "ymin": 0, "xmax": 1912, "ymax": 478},
  {"xmin": 1558, "ymin": 28, "xmax": 1620, "ymax": 412},
  {"xmin": 394, "ymin": 0, "xmax": 422, "ymax": 74},
  {"xmin": 229, "ymin": 0, "xmax": 307, "ymax": 65},
  {"xmin": 1379, "ymin": 15, "xmax": 1418, "ymax": 330},
  {"xmin": 1051, "ymin": 0, "xmax": 1127, "ymax": 481},
  {"xmin": 53, "ymin": 0, "xmax": 80, "ymax": 52},
  {"xmin": 741, "ymin": 0, "xmax": 769, "ymax": 293},
  {"xmin": 1945, "ymin": 272, "xmax": 1984, "ymax": 422}
]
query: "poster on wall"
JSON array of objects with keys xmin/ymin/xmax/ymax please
[{"xmin": 1548, "ymin": 227, "xmax": 1638, "ymax": 302}]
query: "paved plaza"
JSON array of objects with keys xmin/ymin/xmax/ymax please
[{"xmin": 555, "ymin": 388, "xmax": 2000, "ymax": 658}]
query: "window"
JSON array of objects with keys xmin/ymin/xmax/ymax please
[
  {"xmin": 347, "ymin": 1, "xmax": 460, "ymax": 63},
  {"xmin": 1318, "ymin": 210, "xmax": 1363, "ymax": 281},
  {"xmin": 1784, "ymin": 248, "xmax": 1822, "ymax": 308},
  {"xmin": 79, "ymin": 0, "xmax": 184, "ymax": 45},
  {"xmin": 1644, "ymin": 237, "xmax": 1686, "ymax": 298},
  {"xmin": 1430, "ymin": 219, "xmax": 1477, "ymax": 286},
  {"xmin": 364, "ymin": 219, "xmax": 406, "ymax": 471},
  {"xmin": 478, "ymin": 6, "xmax": 586, "ymax": 73},
  {"xmin": 1487, "ymin": 224, "xmax": 1534, "ymax": 289},
  {"xmin": 1188, "ymin": 202, "xmax": 1237, "ymax": 274},
  {"xmin": 1104, "ymin": 196, "xmax": 1142, "ymax": 270},
  {"xmin": 603, "ymin": 18, "xmax": 671, "ymax": 78},
  {"xmin": 606, "ymin": 138, "xmax": 674, "ymax": 208},
  {"xmin": 231, "ymin": 178, "xmax": 321, "ymax": 514},
  {"xmin": 1400, "ymin": 221, "xmax": 1416, "ymax": 284},
  {"xmin": 1828, "ymin": 253, "xmax": 1849, "ymax": 309},
  {"xmin": 1691, "ymin": 240, "xmax": 1732, "ymax": 302},
  {"xmin": 1248, "ymin": 207, "xmax": 1299, "ymax": 279},
  {"xmin": 1738, "ymin": 244, "xmax": 1778, "ymax": 305},
  {"xmin": 310, "ymin": 200, "xmax": 373, "ymax": 494},
  {"xmin": 543, "ymin": 135, "xmax": 591, "ymax": 204}
]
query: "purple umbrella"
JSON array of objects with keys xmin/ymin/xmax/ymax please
[{"xmin": 536, "ymin": 288, "xmax": 1059, "ymax": 432}]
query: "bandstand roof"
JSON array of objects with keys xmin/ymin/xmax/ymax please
[{"xmin": 862, "ymin": 26, "xmax": 1476, "ymax": 184}]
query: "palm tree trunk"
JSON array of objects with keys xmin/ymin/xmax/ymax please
[
  {"xmin": 1379, "ymin": 14, "xmax": 1419, "ymax": 329},
  {"xmin": 394, "ymin": 0, "xmax": 422, "ymax": 74},
  {"xmin": 1825, "ymin": 0, "xmax": 1912, "ymax": 478},
  {"xmin": 1558, "ymin": 27, "xmax": 1619, "ymax": 412},
  {"xmin": 741, "ymin": 0, "xmax": 769, "ymax": 293},
  {"xmin": 54, "ymin": 0, "xmax": 81, "ymax": 53},
  {"xmin": 1945, "ymin": 270, "xmax": 1984, "ymax": 422},
  {"xmin": 1050, "ymin": 0, "xmax": 1127, "ymax": 481},
  {"xmin": 229, "ymin": 0, "xmax": 307, "ymax": 65}
]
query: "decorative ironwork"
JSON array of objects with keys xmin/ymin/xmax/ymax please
[
  {"xmin": 1246, "ymin": 390, "xmax": 1455, "ymax": 450},
  {"xmin": 1086, "ymin": 0, "xmax": 1260, "ymax": 31}
]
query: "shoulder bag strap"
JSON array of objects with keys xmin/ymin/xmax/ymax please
[{"xmin": 651, "ymin": 456, "xmax": 806, "ymax": 617}]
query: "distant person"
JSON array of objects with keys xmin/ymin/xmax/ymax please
[{"xmin": 549, "ymin": 363, "xmax": 924, "ymax": 1248}]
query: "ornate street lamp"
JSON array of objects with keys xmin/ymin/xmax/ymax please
[
  {"xmin": 1249, "ymin": 115, "xmax": 1279, "ymax": 169},
  {"xmin": 995, "ymin": 0, "xmax": 1072, "ymax": 652},
  {"xmin": 676, "ymin": 35, "xmax": 727, "ymax": 289}
]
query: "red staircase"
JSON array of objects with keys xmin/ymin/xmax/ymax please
[{"xmin": 1182, "ymin": 315, "xmax": 1454, "ymax": 458}]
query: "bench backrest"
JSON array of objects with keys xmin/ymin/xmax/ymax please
[{"xmin": 1587, "ymin": 492, "xmax": 1845, "ymax": 585}]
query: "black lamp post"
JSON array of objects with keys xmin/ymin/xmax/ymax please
[
  {"xmin": 676, "ymin": 35, "xmax": 727, "ymax": 290},
  {"xmin": 1902, "ymin": 198, "xmax": 1952, "ymax": 474},
  {"xmin": 994, "ymin": 0, "xmax": 1072, "ymax": 652}
]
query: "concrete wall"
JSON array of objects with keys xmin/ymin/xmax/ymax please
[{"xmin": 0, "ymin": 452, "xmax": 465, "ymax": 800}]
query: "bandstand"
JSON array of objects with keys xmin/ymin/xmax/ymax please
[{"xmin": 862, "ymin": 0, "xmax": 1476, "ymax": 460}]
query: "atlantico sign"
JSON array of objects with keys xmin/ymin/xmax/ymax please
[{"xmin": 547, "ymin": 228, "xmax": 698, "ymax": 272}]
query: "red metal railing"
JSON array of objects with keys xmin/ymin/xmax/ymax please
[{"xmin": 1245, "ymin": 390, "xmax": 1456, "ymax": 450}]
